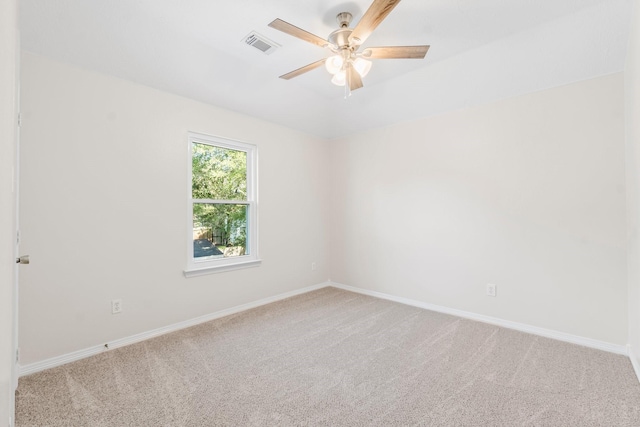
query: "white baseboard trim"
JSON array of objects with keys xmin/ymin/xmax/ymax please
[
  {"xmin": 329, "ymin": 282, "xmax": 628, "ymax": 356},
  {"xmin": 20, "ymin": 280, "xmax": 631, "ymax": 377},
  {"xmin": 628, "ymin": 345, "xmax": 640, "ymax": 383},
  {"xmin": 19, "ymin": 281, "xmax": 331, "ymax": 377}
]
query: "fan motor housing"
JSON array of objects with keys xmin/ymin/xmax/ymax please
[{"xmin": 328, "ymin": 28, "xmax": 353, "ymax": 48}]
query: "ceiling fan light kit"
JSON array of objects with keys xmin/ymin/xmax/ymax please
[
  {"xmin": 325, "ymin": 55, "xmax": 371, "ymax": 86},
  {"xmin": 325, "ymin": 55, "xmax": 344, "ymax": 75},
  {"xmin": 331, "ymin": 71, "xmax": 347, "ymax": 87},
  {"xmin": 268, "ymin": 0, "xmax": 429, "ymax": 94},
  {"xmin": 353, "ymin": 58, "xmax": 372, "ymax": 78}
]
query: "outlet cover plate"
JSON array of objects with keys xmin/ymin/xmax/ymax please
[
  {"xmin": 111, "ymin": 299, "xmax": 122, "ymax": 314},
  {"xmin": 486, "ymin": 284, "xmax": 497, "ymax": 297}
]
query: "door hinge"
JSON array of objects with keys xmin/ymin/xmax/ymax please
[
  {"xmin": 15, "ymin": 348, "xmax": 19, "ymax": 363},
  {"xmin": 17, "ymin": 113, "xmax": 21, "ymax": 127},
  {"xmin": 16, "ymin": 230, "xmax": 19, "ymax": 245}
]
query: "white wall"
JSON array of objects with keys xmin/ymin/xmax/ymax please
[
  {"xmin": 19, "ymin": 52, "xmax": 329, "ymax": 365},
  {"xmin": 330, "ymin": 73, "xmax": 628, "ymax": 345},
  {"xmin": 18, "ymin": 51, "xmax": 632, "ymax": 367},
  {"xmin": 0, "ymin": 0, "xmax": 18, "ymax": 423},
  {"xmin": 627, "ymin": 0, "xmax": 640, "ymax": 365}
]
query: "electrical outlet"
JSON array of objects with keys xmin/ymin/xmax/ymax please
[
  {"xmin": 311, "ymin": 262, "xmax": 317, "ymax": 271},
  {"xmin": 111, "ymin": 299, "xmax": 122, "ymax": 314},
  {"xmin": 486, "ymin": 284, "xmax": 497, "ymax": 297}
]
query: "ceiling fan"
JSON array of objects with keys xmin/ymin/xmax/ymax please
[{"xmin": 268, "ymin": 0, "xmax": 429, "ymax": 94}]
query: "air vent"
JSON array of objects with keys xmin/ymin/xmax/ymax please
[{"xmin": 243, "ymin": 31, "xmax": 280, "ymax": 55}]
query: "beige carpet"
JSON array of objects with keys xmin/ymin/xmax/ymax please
[{"xmin": 15, "ymin": 287, "xmax": 640, "ymax": 426}]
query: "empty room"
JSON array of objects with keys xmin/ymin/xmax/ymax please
[{"xmin": 3, "ymin": 0, "xmax": 640, "ymax": 425}]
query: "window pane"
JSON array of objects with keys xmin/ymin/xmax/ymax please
[
  {"xmin": 192, "ymin": 143, "xmax": 247, "ymax": 201},
  {"xmin": 193, "ymin": 203, "xmax": 248, "ymax": 259}
]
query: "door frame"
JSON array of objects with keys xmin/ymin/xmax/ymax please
[{"xmin": 12, "ymin": 92, "xmax": 20, "ymax": 391}]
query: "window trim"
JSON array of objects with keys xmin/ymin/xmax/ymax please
[{"xmin": 184, "ymin": 132, "xmax": 260, "ymax": 277}]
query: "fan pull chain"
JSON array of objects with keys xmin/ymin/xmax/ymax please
[
  {"xmin": 344, "ymin": 82, "xmax": 351, "ymax": 100},
  {"xmin": 343, "ymin": 68, "xmax": 352, "ymax": 100}
]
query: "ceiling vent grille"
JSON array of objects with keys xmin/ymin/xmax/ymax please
[{"xmin": 243, "ymin": 32, "xmax": 280, "ymax": 55}]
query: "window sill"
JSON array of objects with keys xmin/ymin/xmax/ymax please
[{"xmin": 184, "ymin": 259, "xmax": 262, "ymax": 278}]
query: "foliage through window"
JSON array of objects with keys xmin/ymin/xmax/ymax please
[{"xmin": 187, "ymin": 133, "xmax": 259, "ymax": 275}]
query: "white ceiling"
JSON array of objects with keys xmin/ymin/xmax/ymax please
[{"xmin": 20, "ymin": 0, "xmax": 633, "ymax": 138}]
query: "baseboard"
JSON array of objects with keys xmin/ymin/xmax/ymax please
[
  {"xmin": 628, "ymin": 345, "xmax": 640, "ymax": 383},
  {"xmin": 20, "ymin": 280, "xmax": 631, "ymax": 377},
  {"xmin": 19, "ymin": 281, "xmax": 331, "ymax": 377},
  {"xmin": 329, "ymin": 282, "xmax": 628, "ymax": 356}
]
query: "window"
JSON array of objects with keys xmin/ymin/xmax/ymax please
[{"xmin": 185, "ymin": 132, "xmax": 259, "ymax": 277}]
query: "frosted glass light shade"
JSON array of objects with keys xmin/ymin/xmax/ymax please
[
  {"xmin": 325, "ymin": 55, "xmax": 343, "ymax": 74},
  {"xmin": 331, "ymin": 70, "xmax": 346, "ymax": 86},
  {"xmin": 353, "ymin": 58, "xmax": 372, "ymax": 77}
]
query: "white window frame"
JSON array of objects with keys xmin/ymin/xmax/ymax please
[{"xmin": 184, "ymin": 132, "xmax": 260, "ymax": 277}]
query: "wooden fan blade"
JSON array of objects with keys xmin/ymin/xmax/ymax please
[
  {"xmin": 363, "ymin": 45, "xmax": 430, "ymax": 59},
  {"xmin": 279, "ymin": 58, "xmax": 326, "ymax": 80},
  {"xmin": 347, "ymin": 66, "xmax": 364, "ymax": 91},
  {"xmin": 268, "ymin": 19, "xmax": 329, "ymax": 48},
  {"xmin": 349, "ymin": 0, "xmax": 402, "ymax": 46}
]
